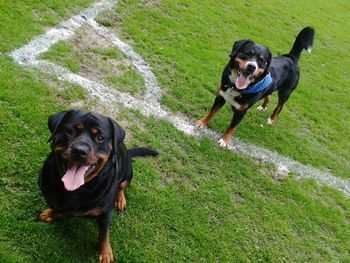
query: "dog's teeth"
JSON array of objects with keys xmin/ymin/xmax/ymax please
[{"xmin": 85, "ymin": 164, "xmax": 98, "ymax": 177}]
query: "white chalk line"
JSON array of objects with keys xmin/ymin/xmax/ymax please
[{"xmin": 10, "ymin": 0, "xmax": 350, "ymax": 196}]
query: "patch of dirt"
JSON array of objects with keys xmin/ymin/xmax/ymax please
[
  {"xmin": 160, "ymin": 170, "xmax": 199, "ymax": 190},
  {"xmin": 64, "ymin": 25, "xmax": 145, "ymax": 98},
  {"xmin": 182, "ymin": 175, "xmax": 199, "ymax": 190},
  {"xmin": 260, "ymin": 163, "xmax": 290, "ymax": 183},
  {"xmin": 95, "ymin": 9, "xmax": 122, "ymax": 29},
  {"xmin": 80, "ymin": 64, "xmax": 103, "ymax": 79},
  {"xmin": 70, "ymin": 100, "xmax": 87, "ymax": 109},
  {"xmin": 273, "ymin": 164, "xmax": 290, "ymax": 181},
  {"xmin": 141, "ymin": 0, "xmax": 161, "ymax": 7},
  {"xmin": 232, "ymin": 192, "xmax": 245, "ymax": 204},
  {"xmin": 72, "ymin": 25, "xmax": 112, "ymax": 49}
]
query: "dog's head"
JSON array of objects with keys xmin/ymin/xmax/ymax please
[
  {"xmin": 47, "ymin": 110, "xmax": 125, "ymax": 191},
  {"xmin": 229, "ymin": 39, "xmax": 272, "ymax": 91}
]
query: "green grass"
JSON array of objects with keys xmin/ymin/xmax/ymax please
[
  {"xmin": 115, "ymin": 0, "xmax": 350, "ymax": 179},
  {"xmin": 0, "ymin": 0, "xmax": 350, "ymax": 262},
  {"xmin": 0, "ymin": 0, "xmax": 94, "ymax": 52},
  {"xmin": 41, "ymin": 41, "xmax": 82, "ymax": 73},
  {"xmin": 40, "ymin": 26, "xmax": 146, "ymax": 96}
]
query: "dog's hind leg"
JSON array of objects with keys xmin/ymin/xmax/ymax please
[
  {"xmin": 115, "ymin": 180, "xmax": 129, "ymax": 212},
  {"xmin": 115, "ymin": 153, "xmax": 133, "ymax": 212},
  {"xmin": 267, "ymin": 91, "xmax": 291, "ymax": 125},
  {"xmin": 257, "ymin": 95, "xmax": 271, "ymax": 112}
]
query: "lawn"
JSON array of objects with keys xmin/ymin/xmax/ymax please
[{"xmin": 0, "ymin": 0, "xmax": 349, "ymax": 262}]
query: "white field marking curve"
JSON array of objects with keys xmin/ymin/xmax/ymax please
[{"xmin": 11, "ymin": 0, "xmax": 350, "ymax": 196}]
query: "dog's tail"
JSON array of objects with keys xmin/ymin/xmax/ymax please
[
  {"xmin": 127, "ymin": 147, "xmax": 159, "ymax": 158},
  {"xmin": 289, "ymin": 27, "xmax": 315, "ymax": 61}
]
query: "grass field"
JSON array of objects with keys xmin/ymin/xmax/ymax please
[{"xmin": 1, "ymin": 0, "xmax": 349, "ymax": 262}]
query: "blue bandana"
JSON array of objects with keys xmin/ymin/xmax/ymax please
[{"xmin": 241, "ymin": 72, "xmax": 272, "ymax": 94}]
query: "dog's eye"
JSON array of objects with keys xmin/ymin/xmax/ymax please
[
  {"xmin": 258, "ymin": 57, "xmax": 265, "ymax": 64},
  {"xmin": 96, "ymin": 135, "xmax": 104, "ymax": 143},
  {"xmin": 65, "ymin": 128, "xmax": 76, "ymax": 137},
  {"xmin": 245, "ymin": 50, "xmax": 255, "ymax": 57}
]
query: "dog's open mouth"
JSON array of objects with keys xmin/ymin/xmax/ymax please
[
  {"xmin": 61, "ymin": 161, "xmax": 101, "ymax": 191},
  {"xmin": 235, "ymin": 69, "xmax": 255, "ymax": 90}
]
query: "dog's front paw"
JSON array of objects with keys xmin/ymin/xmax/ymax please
[
  {"xmin": 267, "ymin": 117, "xmax": 275, "ymax": 125},
  {"xmin": 38, "ymin": 208, "xmax": 61, "ymax": 223},
  {"xmin": 99, "ymin": 246, "xmax": 114, "ymax": 263},
  {"xmin": 257, "ymin": 105, "xmax": 267, "ymax": 112},
  {"xmin": 196, "ymin": 119, "xmax": 207, "ymax": 128},
  {"xmin": 218, "ymin": 138, "xmax": 230, "ymax": 148}
]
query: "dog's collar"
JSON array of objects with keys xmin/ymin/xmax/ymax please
[{"xmin": 241, "ymin": 72, "xmax": 272, "ymax": 94}]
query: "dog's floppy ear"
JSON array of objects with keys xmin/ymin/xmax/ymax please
[
  {"xmin": 108, "ymin": 117, "xmax": 126, "ymax": 154},
  {"xmin": 230, "ymin": 39, "xmax": 253, "ymax": 58},
  {"xmin": 48, "ymin": 110, "xmax": 74, "ymax": 142},
  {"xmin": 266, "ymin": 48, "xmax": 272, "ymax": 68}
]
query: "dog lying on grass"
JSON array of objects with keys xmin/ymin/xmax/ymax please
[
  {"xmin": 38, "ymin": 110, "xmax": 158, "ymax": 263},
  {"xmin": 197, "ymin": 27, "xmax": 315, "ymax": 147}
]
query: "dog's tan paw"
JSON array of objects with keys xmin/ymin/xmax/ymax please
[
  {"xmin": 196, "ymin": 119, "xmax": 207, "ymax": 128},
  {"xmin": 99, "ymin": 253, "xmax": 114, "ymax": 263},
  {"xmin": 38, "ymin": 208, "xmax": 60, "ymax": 223},
  {"xmin": 99, "ymin": 243, "xmax": 114, "ymax": 263},
  {"xmin": 115, "ymin": 191, "xmax": 126, "ymax": 212},
  {"xmin": 116, "ymin": 198, "xmax": 126, "ymax": 212}
]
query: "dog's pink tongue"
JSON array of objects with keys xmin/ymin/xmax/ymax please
[
  {"xmin": 235, "ymin": 75, "xmax": 250, "ymax": 90},
  {"xmin": 61, "ymin": 165, "xmax": 89, "ymax": 191}
]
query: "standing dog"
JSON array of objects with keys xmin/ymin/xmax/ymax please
[
  {"xmin": 38, "ymin": 110, "xmax": 158, "ymax": 263},
  {"xmin": 197, "ymin": 27, "xmax": 315, "ymax": 147}
]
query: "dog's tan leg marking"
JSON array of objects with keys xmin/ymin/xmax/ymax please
[
  {"xmin": 268, "ymin": 104, "xmax": 282, "ymax": 125},
  {"xmin": 99, "ymin": 230, "xmax": 114, "ymax": 263},
  {"xmin": 197, "ymin": 85, "xmax": 225, "ymax": 127},
  {"xmin": 257, "ymin": 95, "xmax": 271, "ymax": 112},
  {"xmin": 197, "ymin": 108, "xmax": 220, "ymax": 127},
  {"xmin": 115, "ymin": 180, "xmax": 129, "ymax": 212},
  {"xmin": 218, "ymin": 127, "xmax": 236, "ymax": 148},
  {"xmin": 38, "ymin": 208, "xmax": 61, "ymax": 223}
]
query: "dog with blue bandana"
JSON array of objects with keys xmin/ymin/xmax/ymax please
[{"xmin": 197, "ymin": 27, "xmax": 315, "ymax": 147}]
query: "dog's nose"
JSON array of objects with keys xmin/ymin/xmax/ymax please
[
  {"xmin": 246, "ymin": 64, "xmax": 256, "ymax": 73},
  {"xmin": 72, "ymin": 144, "xmax": 90, "ymax": 159}
]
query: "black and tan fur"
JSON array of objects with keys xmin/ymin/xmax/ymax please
[{"xmin": 197, "ymin": 27, "xmax": 315, "ymax": 147}]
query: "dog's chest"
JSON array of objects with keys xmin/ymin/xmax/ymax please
[{"xmin": 219, "ymin": 87, "xmax": 241, "ymax": 107}]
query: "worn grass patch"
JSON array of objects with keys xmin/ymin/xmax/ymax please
[
  {"xmin": 40, "ymin": 25, "xmax": 146, "ymax": 97},
  {"xmin": 1, "ymin": 0, "xmax": 350, "ymax": 262}
]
